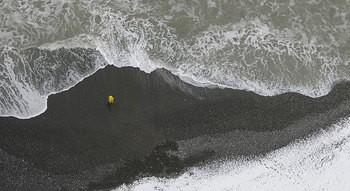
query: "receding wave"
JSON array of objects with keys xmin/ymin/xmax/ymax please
[
  {"xmin": 1, "ymin": 0, "xmax": 350, "ymax": 118},
  {"xmin": 115, "ymin": 117, "xmax": 350, "ymax": 191}
]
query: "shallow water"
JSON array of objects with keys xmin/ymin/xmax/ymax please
[
  {"xmin": 1, "ymin": 0, "xmax": 350, "ymax": 118},
  {"xmin": 1, "ymin": 2, "xmax": 350, "ymax": 189}
]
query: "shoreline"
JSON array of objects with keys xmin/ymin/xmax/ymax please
[{"xmin": 1, "ymin": 65, "xmax": 350, "ymax": 190}]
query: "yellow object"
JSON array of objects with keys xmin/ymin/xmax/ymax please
[{"xmin": 108, "ymin": 95, "xmax": 114, "ymax": 104}]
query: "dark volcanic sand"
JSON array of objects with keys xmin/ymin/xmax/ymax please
[{"xmin": 1, "ymin": 65, "xmax": 350, "ymax": 190}]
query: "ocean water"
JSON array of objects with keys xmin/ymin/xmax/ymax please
[
  {"xmin": 1, "ymin": 0, "xmax": 349, "ymax": 118},
  {"xmin": 1, "ymin": 1, "xmax": 350, "ymax": 190}
]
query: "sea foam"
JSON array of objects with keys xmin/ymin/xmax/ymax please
[
  {"xmin": 114, "ymin": 117, "xmax": 350, "ymax": 191},
  {"xmin": 1, "ymin": 0, "xmax": 349, "ymax": 118}
]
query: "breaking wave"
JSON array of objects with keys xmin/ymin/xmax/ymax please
[{"xmin": 1, "ymin": 0, "xmax": 350, "ymax": 118}]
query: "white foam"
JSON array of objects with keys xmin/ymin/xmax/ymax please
[
  {"xmin": 0, "ymin": 46, "xmax": 107, "ymax": 119},
  {"xmin": 115, "ymin": 117, "xmax": 350, "ymax": 191},
  {"xmin": 1, "ymin": 0, "xmax": 350, "ymax": 118}
]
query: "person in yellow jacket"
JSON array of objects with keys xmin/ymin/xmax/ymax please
[{"xmin": 106, "ymin": 95, "xmax": 115, "ymax": 107}]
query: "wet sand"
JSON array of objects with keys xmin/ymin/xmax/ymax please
[{"xmin": 1, "ymin": 65, "xmax": 350, "ymax": 190}]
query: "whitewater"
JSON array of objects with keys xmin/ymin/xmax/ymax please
[
  {"xmin": 1, "ymin": 1, "xmax": 350, "ymax": 190},
  {"xmin": 1, "ymin": 0, "xmax": 350, "ymax": 118},
  {"xmin": 115, "ymin": 117, "xmax": 350, "ymax": 191}
]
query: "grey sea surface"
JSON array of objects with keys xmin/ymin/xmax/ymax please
[
  {"xmin": 0, "ymin": 0, "xmax": 349, "ymax": 117},
  {"xmin": 1, "ymin": 0, "xmax": 350, "ymax": 190}
]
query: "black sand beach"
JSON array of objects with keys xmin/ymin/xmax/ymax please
[{"xmin": 1, "ymin": 65, "xmax": 350, "ymax": 190}]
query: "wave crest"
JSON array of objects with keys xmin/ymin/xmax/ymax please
[{"xmin": 1, "ymin": 0, "xmax": 350, "ymax": 117}]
